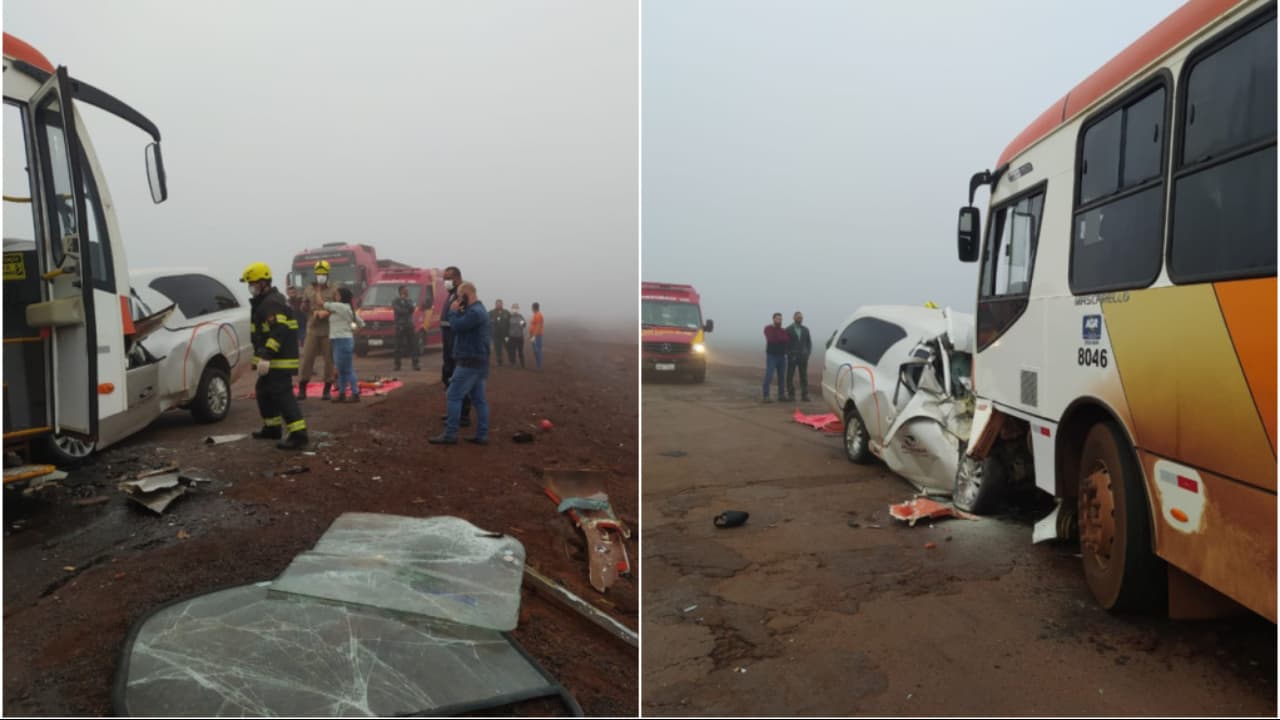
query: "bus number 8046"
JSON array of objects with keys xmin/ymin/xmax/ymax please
[{"xmin": 1078, "ymin": 347, "xmax": 1108, "ymax": 368}]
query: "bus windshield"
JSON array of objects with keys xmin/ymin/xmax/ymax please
[
  {"xmin": 362, "ymin": 283, "xmax": 420, "ymax": 307},
  {"xmin": 642, "ymin": 300, "xmax": 702, "ymax": 330}
]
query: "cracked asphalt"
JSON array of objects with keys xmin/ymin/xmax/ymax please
[{"xmin": 641, "ymin": 362, "xmax": 1276, "ymax": 716}]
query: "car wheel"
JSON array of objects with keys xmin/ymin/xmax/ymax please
[
  {"xmin": 40, "ymin": 431, "xmax": 96, "ymax": 467},
  {"xmin": 191, "ymin": 364, "xmax": 232, "ymax": 423},
  {"xmin": 953, "ymin": 441, "xmax": 1006, "ymax": 514},
  {"xmin": 843, "ymin": 406, "xmax": 872, "ymax": 464},
  {"xmin": 1077, "ymin": 420, "xmax": 1165, "ymax": 612}
]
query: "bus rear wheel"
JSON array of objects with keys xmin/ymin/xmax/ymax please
[{"xmin": 1076, "ymin": 420, "xmax": 1165, "ymax": 612}]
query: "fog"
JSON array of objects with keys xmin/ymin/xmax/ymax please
[
  {"xmin": 642, "ymin": 0, "xmax": 1184, "ymax": 358},
  {"xmin": 5, "ymin": 0, "xmax": 637, "ymax": 330}
]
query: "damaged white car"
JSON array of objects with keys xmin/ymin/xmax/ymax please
[{"xmin": 821, "ymin": 305, "xmax": 981, "ymax": 503}]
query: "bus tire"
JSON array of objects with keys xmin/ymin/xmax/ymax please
[
  {"xmin": 843, "ymin": 406, "xmax": 872, "ymax": 464},
  {"xmin": 190, "ymin": 364, "xmax": 231, "ymax": 423},
  {"xmin": 953, "ymin": 441, "xmax": 1005, "ymax": 514},
  {"xmin": 1077, "ymin": 420, "xmax": 1165, "ymax": 612}
]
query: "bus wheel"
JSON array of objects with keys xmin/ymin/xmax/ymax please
[
  {"xmin": 953, "ymin": 442, "xmax": 1005, "ymax": 514},
  {"xmin": 1076, "ymin": 421, "xmax": 1165, "ymax": 612},
  {"xmin": 843, "ymin": 406, "xmax": 872, "ymax": 464}
]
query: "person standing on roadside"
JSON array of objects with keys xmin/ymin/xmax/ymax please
[
  {"xmin": 785, "ymin": 311, "xmax": 812, "ymax": 402},
  {"xmin": 507, "ymin": 303, "xmax": 527, "ymax": 368},
  {"xmin": 489, "ymin": 299, "xmax": 511, "ymax": 367},
  {"xmin": 298, "ymin": 260, "xmax": 339, "ymax": 400},
  {"xmin": 529, "ymin": 302, "xmax": 545, "ymax": 370},
  {"xmin": 439, "ymin": 266, "xmax": 471, "ymax": 427},
  {"xmin": 319, "ymin": 287, "xmax": 365, "ymax": 402},
  {"xmin": 762, "ymin": 312, "xmax": 789, "ymax": 402},
  {"xmin": 429, "ymin": 281, "xmax": 490, "ymax": 446},
  {"xmin": 391, "ymin": 285, "xmax": 420, "ymax": 372}
]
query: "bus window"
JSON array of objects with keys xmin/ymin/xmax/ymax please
[
  {"xmin": 1070, "ymin": 84, "xmax": 1168, "ymax": 294},
  {"xmin": 3, "ymin": 102, "xmax": 37, "ymax": 244},
  {"xmin": 980, "ymin": 190, "xmax": 1044, "ymax": 298},
  {"xmin": 1169, "ymin": 15, "xmax": 1276, "ymax": 283}
]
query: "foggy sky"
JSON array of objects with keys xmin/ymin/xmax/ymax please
[
  {"xmin": 642, "ymin": 0, "xmax": 1185, "ymax": 354},
  {"xmin": 5, "ymin": 0, "xmax": 637, "ymax": 329}
]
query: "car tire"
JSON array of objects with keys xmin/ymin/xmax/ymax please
[
  {"xmin": 1077, "ymin": 420, "xmax": 1165, "ymax": 613},
  {"xmin": 39, "ymin": 431, "xmax": 96, "ymax": 467},
  {"xmin": 843, "ymin": 406, "xmax": 872, "ymax": 464},
  {"xmin": 191, "ymin": 364, "xmax": 232, "ymax": 423},
  {"xmin": 953, "ymin": 441, "xmax": 1005, "ymax": 514}
]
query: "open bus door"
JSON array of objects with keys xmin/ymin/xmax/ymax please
[{"xmin": 26, "ymin": 67, "xmax": 97, "ymax": 443}]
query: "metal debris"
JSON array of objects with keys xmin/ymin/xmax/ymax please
[{"xmin": 203, "ymin": 434, "xmax": 249, "ymax": 445}]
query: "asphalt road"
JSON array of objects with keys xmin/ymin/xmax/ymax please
[{"xmin": 641, "ymin": 363, "xmax": 1276, "ymax": 716}]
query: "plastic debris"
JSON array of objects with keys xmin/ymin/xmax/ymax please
[
  {"xmin": 203, "ymin": 434, "xmax": 249, "ymax": 445},
  {"xmin": 888, "ymin": 497, "xmax": 978, "ymax": 527},
  {"xmin": 714, "ymin": 510, "xmax": 749, "ymax": 528},
  {"xmin": 791, "ymin": 409, "xmax": 842, "ymax": 434},
  {"xmin": 540, "ymin": 419, "xmax": 554, "ymax": 431}
]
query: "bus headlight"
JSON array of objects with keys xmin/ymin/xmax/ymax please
[{"xmin": 693, "ymin": 343, "xmax": 706, "ymax": 354}]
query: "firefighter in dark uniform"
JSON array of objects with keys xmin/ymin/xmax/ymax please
[{"xmin": 241, "ymin": 262, "xmax": 308, "ymax": 450}]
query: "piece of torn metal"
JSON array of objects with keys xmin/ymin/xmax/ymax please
[
  {"xmin": 271, "ymin": 514, "xmax": 526, "ymax": 631},
  {"xmin": 543, "ymin": 470, "xmax": 633, "ymax": 593},
  {"xmin": 3, "ymin": 464, "xmax": 58, "ymax": 485},
  {"xmin": 523, "ymin": 564, "xmax": 637, "ymax": 649},
  {"xmin": 116, "ymin": 582, "xmax": 581, "ymax": 717},
  {"xmin": 888, "ymin": 497, "xmax": 978, "ymax": 527},
  {"xmin": 203, "ymin": 433, "xmax": 249, "ymax": 445},
  {"xmin": 791, "ymin": 409, "xmax": 842, "ymax": 434}
]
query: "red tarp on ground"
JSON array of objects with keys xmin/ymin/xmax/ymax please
[
  {"xmin": 888, "ymin": 497, "xmax": 978, "ymax": 527},
  {"xmin": 244, "ymin": 379, "xmax": 404, "ymax": 400},
  {"xmin": 792, "ymin": 409, "xmax": 842, "ymax": 434}
]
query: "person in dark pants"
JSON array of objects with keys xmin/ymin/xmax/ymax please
[
  {"xmin": 786, "ymin": 311, "xmax": 812, "ymax": 401},
  {"xmin": 439, "ymin": 266, "xmax": 471, "ymax": 427},
  {"xmin": 762, "ymin": 312, "xmax": 789, "ymax": 402},
  {"xmin": 429, "ymin": 281, "xmax": 490, "ymax": 445},
  {"xmin": 489, "ymin": 299, "xmax": 510, "ymax": 367},
  {"xmin": 507, "ymin": 303, "xmax": 527, "ymax": 368},
  {"xmin": 240, "ymin": 262, "xmax": 307, "ymax": 450},
  {"xmin": 391, "ymin": 285, "xmax": 420, "ymax": 371}
]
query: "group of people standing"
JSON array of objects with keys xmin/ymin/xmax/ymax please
[
  {"xmin": 762, "ymin": 311, "xmax": 812, "ymax": 402},
  {"xmin": 288, "ymin": 260, "xmax": 365, "ymax": 402},
  {"xmin": 485, "ymin": 299, "xmax": 544, "ymax": 370}
]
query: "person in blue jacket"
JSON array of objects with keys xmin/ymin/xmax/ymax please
[{"xmin": 429, "ymin": 281, "xmax": 490, "ymax": 445}]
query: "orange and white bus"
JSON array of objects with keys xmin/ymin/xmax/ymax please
[{"xmin": 954, "ymin": 0, "xmax": 1275, "ymax": 621}]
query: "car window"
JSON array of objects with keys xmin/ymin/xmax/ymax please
[
  {"xmin": 835, "ymin": 317, "xmax": 907, "ymax": 365},
  {"xmin": 149, "ymin": 274, "xmax": 240, "ymax": 318}
]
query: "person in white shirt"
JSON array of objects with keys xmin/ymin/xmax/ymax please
[{"xmin": 317, "ymin": 287, "xmax": 365, "ymax": 402}]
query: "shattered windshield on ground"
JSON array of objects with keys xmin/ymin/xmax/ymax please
[{"xmin": 116, "ymin": 515, "xmax": 578, "ymax": 717}]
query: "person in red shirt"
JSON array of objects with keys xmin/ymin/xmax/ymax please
[{"xmin": 762, "ymin": 313, "xmax": 790, "ymax": 402}]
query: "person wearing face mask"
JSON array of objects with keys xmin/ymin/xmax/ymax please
[
  {"xmin": 298, "ymin": 260, "xmax": 339, "ymax": 401},
  {"xmin": 785, "ymin": 311, "xmax": 813, "ymax": 402},
  {"xmin": 507, "ymin": 303, "xmax": 526, "ymax": 368},
  {"xmin": 439, "ymin": 266, "xmax": 472, "ymax": 427},
  {"xmin": 762, "ymin": 312, "xmax": 790, "ymax": 402},
  {"xmin": 429, "ymin": 281, "xmax": 490, "ymax": 445},
  {"xmin": 489, "ymin": 299, "xmax": 510, "ymax": 367},
  {"xmin": 240, "ymin": 262, "xmax": 307, "ymax": 450}
]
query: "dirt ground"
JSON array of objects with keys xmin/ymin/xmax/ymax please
[
  {"xmin": 3, "ymin": 327, "xmax": 637, "ymax": 716},
  {"xmin": 641, "ymin": 362, "xmax": 1276, "ymax": 716}
]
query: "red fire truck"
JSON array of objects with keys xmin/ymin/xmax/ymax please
[
  {"xmin": 354, "ymin": 267, "xmax": 448, "ymax": 356},
  {"xmin": 287, "ymin": 243, "xmax": 407, "ymax": 307}
]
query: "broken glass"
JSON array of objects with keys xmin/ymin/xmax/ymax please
[
  {"xmin": 118, "ymin": 582, "xmax": 571, "ymax": 717},
  {"xmin": 270, "ymin": 514, "xmax": 526, "ymax": 631}
]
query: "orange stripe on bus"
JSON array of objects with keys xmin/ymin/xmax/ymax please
[
  {"xmin": 120, "ymin": 295, "xmax": 136, "ymax": 335},
  {"xmin": 1215, "ymin": 277, "xmax": 1277, "ymax": 454},
  {"xmin": 998, "ymin": 0, "xmax": 1238, "ymax": 166}
]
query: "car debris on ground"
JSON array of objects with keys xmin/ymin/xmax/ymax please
[
  {"xmin": 115, "ymin": 513, "xmax": 583, "ymax": 717},
  {"xmin": 203, "ymin": 434, "xmax": 249, "ymax": 445},
  {"xmin": 116, "ymin": 464, "xmax": 211, "ymax": 514},
  {"xmin": 542, "ymin": 469, "xmax": 633, "ymax": 593},
  {"xmin": 714, "ymin": 510, "xmax": 749, "ymax": 528},
  {"xmin": 791, "ymin": 409, "xmax": 842, "ymax": 434},
  {"xmin": 523, "ymin": 563, "xmax": 638, "ymax": 649},
  {"xmin": 888, "ymin": 496, "xmax": 978, "ymax": 527}
]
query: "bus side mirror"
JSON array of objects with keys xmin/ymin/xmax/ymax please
[
  {"xmin": 704, "ymin": 319, "xmax": 714, "ymax": 333},
  {"xmin": 957, "ymin": 206, "xmax": 980, "ymax": 263},
  {"xmin": 145, "ymin": 142, "xmax": 168, "ymax": 203}
]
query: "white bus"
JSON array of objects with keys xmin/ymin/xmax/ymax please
[
  {"xmin": 954, "ymin": 0, "xmax": 1275, "ymax": 621},
  {"xmin": 3, "ymin": 34, "xmax": 170, "ymax": 464}
]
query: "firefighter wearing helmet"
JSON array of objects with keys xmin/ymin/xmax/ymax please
[
  {"xmin": 240, "ymin": 262, "xmax": 308, "ymax": 449},
  {"xmin": 298, "ymin": 259, "xmax": 340, "ymax": 400}
]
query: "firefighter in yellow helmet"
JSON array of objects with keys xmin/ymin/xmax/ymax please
[
  {"xmin": 240, "ymin": 262, "xmax": 308, "ymax": 450},
  {"xmin": 298, "ymin": 259, "xmax": 339, "ymax": 400}
]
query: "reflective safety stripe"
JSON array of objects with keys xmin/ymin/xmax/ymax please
[
  {"xmin": 265, "ymin": 338, "xmax": 281, "ymax": 351},
  {"xmin": 263, "ymin": 416, "xmax": 283, "ymax": 427},
  {"xmin": 260, "ymin": 322, "xmax": 271, "ymax": 332},
  {"xmin": 269, "ymin": 358, "xmax": 300, "ymax": 369},
  {"xmin": 286, "ymin": 419, "xmax": 307, "ymax": 432},
  {"xmin": 282, "ymin": 320, "xmax": 299, "ymax": 329},
  {"xmin": 251, "ymin": 356, "xmax": 262, "ymax": 365},
  {"xmin": 276, "ymin": 314, "xmax": 291, "ymax": 324}
]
